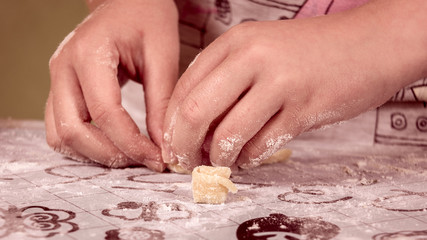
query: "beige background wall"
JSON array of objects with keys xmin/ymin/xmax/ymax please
[{"xmin": 0, "ymin": 1, "xmax": 88, "ymax": 120}]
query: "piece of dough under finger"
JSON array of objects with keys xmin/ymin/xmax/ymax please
[
  {"xmin": 262, "ymin": 149, "xmax": 292, "ymax": 165},
  {"xmin": 167, "ymin": 163, "xmax": 192, "ymax": 174}
]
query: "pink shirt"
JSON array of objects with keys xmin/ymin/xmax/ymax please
[
  {"xmin": 296, "ymin": 0, "xmax": 369, "ymax": 18},
  {"xmin": 175, "ymin": 0, "xmax": 425, "ymax": 104},
  {"xmin": 176, "ymin": 0, "xmax": 370, "ymax": 70}
]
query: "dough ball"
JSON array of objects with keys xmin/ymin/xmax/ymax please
[{"xmin": 192, "ymin": 165, "xmax": 237, "ymax": 204}]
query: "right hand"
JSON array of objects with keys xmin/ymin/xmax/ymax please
[
  {"xmin": 45, "ymin": 0, "xmax": 179, "ymax": 171},
  {"xmin": 161, "ymin": 0, "xmax": 427, "ymax": 170}
]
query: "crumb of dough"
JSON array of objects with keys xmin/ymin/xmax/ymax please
[
  {"xmin": 192, "ymin": 165, "xmax": 237, "ymax": 204},
  {"xmin": 262, "ymin": 149, "xmax": 292, "ymax": 165},
  {"xmin": 167, "ymin": 163, "xmax": 191, "ymax": 174}
]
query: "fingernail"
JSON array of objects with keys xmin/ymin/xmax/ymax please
[
  {"xmin": 212, "ymin": 154, "xmax": 236, "ymax": 168},
  {"xmin": 162, "ymin": 148, "xmax": 177, "ymax": 165},
  {"xmin": 175, "ymin": 153, "xmax": 190, "ymax": 168},
  {"xmin": 161, "ymin": 147, "xmax": 171, "ymax": 163},
  {"xmin": 211, "ymin": 159, "xmax": 232, "ymax": 167},
  {"xmin": 237, "ymin": 156, "xmax": 262, "ymax": 169},
  {"xmin": 214, "ymin": 134, "xmax": 243, "ymax": 167},
  {"xmin": 146, "ymin": 159, "xmax": 166, "ymax": 172},
  {"xmin": 156, "ymin": 161, "xmax": 166, "ymax": 172},
  {"xmin": 108, "ymin": 153, "xmax": 131, "ymax": 168},
  {"xmin": 229, "ymin": 164, "xmax": 239, "ymax": 174},
  {"xmin": 211, "ymin": 150, "xmax": 235, "ymax": 167},
  {"xmin": 176, "ymin": 152, "xmax": 202, "ymax": 171}
]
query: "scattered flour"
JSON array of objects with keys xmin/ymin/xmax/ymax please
[
  {"xmin": 0, "ymin": 161, "xmax": 41, "ymax": 174},
  {"xmin": 247, "ymin": 222, "xmax": 260, "ymax": 230}
]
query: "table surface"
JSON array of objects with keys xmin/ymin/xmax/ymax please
[{"xmin": 0, "ymin": 111, "xmax": 426, "ymax": 240}]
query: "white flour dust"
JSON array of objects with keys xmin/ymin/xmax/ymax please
[
  {"xmin": 242, "ymin": 134, "xmax": 293, "ymax": 168},
  {"xmin": 218, "ymin": 134, "xmax": 243, "ymax": 162},
  {"xmin": 176, "ymin": 153, "xmax": 190, "ymax": 167},
  {"xmin": 303, "ymin": 109, "xmax": 343, "ymax": 132},
  {"xmin": 94, "ymin": 38, "xmax": 117, "ymax": 70},
  {"xmin": 219, "ymin": 135, "xmax": 243, "ymax": 152},
  {"xmin": 164, "ymin": 109, "xmax": 178, "ymax": 147},
  {"xmin": 0, "ymin": 161, "xmax": 40, "ymax": 175},
  {"xmin": 163, "ymin": 133, "xmax": 171, "ymax": 142}
]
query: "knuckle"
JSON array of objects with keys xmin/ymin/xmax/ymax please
[
  {"xmin": 226, "ymin": 21, "xmax": 253, "ymax": 39},
  {"xmin": 179, "ymin": 96, "xmax": 205, "ymax": 126},
  {"xmin": 56, "ymin": 124, "xmax": 78, "ymax": 148},
  {"xmin": 241, "ymin": 139, "xmax": 266, "ymax": 160},
  {"xmin": 108, "ymin": 155, "xmax": 128, "ymax": 168},
  {"xmin": 216, "ymin": 22, "xmax": 256, "ymax": 53},
  {"xmin": 90, "ymin": 102, "xmax": 115, "ymax": 127},
  {"xmin": 73, "ymin": 38, "xmax": 90, "ymax": 58},
  {"xmin": 46, "ymin": 132, "xmax": 60, "ymax": 150},
  {"xmin": 146, "ymin": 96, "xmax": 170, "ymax": 120},
  {"xmin": 227, "ymin": 23, "xmax": 272, "ymax": 62},
  {"xmin": 242, "ymin": 40, "xmax": 270, "ymax": 63},
  {"xmin": 175, "ymin": 77, "xmax": 194, "ymax": 97}
]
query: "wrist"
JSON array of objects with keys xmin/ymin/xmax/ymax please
[
  {"xmin": 325, "ymin": 0, "xmax": 427, "ymax": 102},
  {"xmin": 358, "ymin": 0, "xmax": 427, "ymax": 84}
]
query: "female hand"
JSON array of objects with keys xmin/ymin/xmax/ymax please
[
  {"xmin": 162, "ymin": 0, "xmax": 427, "ymax": 170},
  {"xmin": 45, "ymin": 0, "xmax": 179, "ymax": 171}
]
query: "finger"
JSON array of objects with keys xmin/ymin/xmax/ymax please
[
  {"xmin": 45, "ymin": 91, "xmax": 89, "ymax": 162},
  {"xmin": 50, "ymin": 62, "xmax": 144, "ymax": 169},
  {"xmin": 236, "ymin": 108, "xmax": 302, "ymax": 169},
  {"xmin": 142, "ymin": 24, "xmax": 179, "ymax": 147},
  {"xmin": 168, "ymin": 56, "xmax": 256, "ymax": 170},
  {"xmin": 162, "ymin": 38, "xmax": 230, "ymax": 164},
  {"xmin": 173, "ymin": 36, "xmax": 231, "ymax": 100},
  {"xmin": 45, "ymin": 91, "xmax": 59, "ymax": 149},
  {"xmin": 73, "ymin": 43, "xmax": 165, "ymax": 171},
  {"xmin": 209, "ymin": 82, "xmax": 284, "ymax": 167}
]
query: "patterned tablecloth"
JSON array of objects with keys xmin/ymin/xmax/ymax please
[{"xmin": 0, "ymin": 110, "xmax": 426, "ymax": 240}]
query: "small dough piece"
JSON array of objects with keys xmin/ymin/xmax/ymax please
[
  {"xmin": 262, "ymin": 149, "xmax": 292, "ymax": 165},
  {"xmin": 192, "ymin": 166, "xmax": 237, "ymax": 204},
  {"xmin": 167, "ymin": 163, "xmax": 191, "ymax": 174}
]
